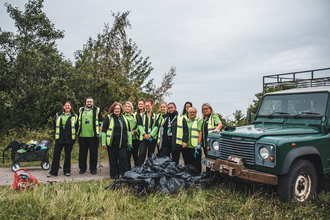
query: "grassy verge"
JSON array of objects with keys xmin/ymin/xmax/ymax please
[{"xmin": 1, "ymin": 178, "xmax": 330, "ymax": 219}]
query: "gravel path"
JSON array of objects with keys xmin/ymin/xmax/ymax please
[{"xmin": 0, "ymin": 158, "xmax": 194, "ymax": 186}]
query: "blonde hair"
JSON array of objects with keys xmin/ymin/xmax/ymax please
[
  {"xmin": 201, "ymin": 103, "xmax": 215, "ymax": 117},
  {"xmin": 188, "ymin": 107, "xmax": 197, "ymax": 113}
]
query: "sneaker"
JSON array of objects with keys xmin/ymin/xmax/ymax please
[
  {"xmin": 65, "ymin": 173, "xmax": 71, "ymax": 176},
  {"xmin": 91, "ymin": 170, "xmax": 97, "ymax": 175},
  {"xmin": 47, "ymin": 173, "xmax": 57, "ymax": 177},
  {"xmin": 79, "ymin": 170, "xmax": 86, "ymax": 174}
]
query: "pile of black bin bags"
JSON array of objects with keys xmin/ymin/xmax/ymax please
[{"xmin": 105, "ymin": 153, "xmax": 217, "ymax": 194}]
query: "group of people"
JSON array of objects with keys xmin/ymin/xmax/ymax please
[{"xmin": 47, "ymin": 98, "xmax": 222, "ymax": 179}]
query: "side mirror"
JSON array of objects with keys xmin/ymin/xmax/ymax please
[{"xmin": 247, "ymin": 111, "xmax": 252, "ymax": 124}]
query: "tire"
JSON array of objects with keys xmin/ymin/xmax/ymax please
[
  {"xmin": 277, "ymin": 159, "xmax": 317, "ymax": 202},
  {"xmin": 41, "ymin": 161, "xmax": 50, "ymax": 170},
  {"xmin": 11, "ymin": 162, "xmax": 20, "ymax": 172}
]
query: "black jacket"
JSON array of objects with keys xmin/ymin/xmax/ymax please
[
  {"xmin": 53, "ymin": 112, "xmax": 78, "ymax": 145},
  {"xmin": 159, "ymin": 111, "xmax": 188, "ymax": 151}
]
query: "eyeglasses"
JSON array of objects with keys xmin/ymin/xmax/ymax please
[{"xmin": 202, "ymin": 108, "xmax": 210, "ymax": 111}]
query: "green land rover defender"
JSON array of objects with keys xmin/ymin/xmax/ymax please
[{"xmin": 202, "ymin": 86, "xmax": 330, "ymax": 202}]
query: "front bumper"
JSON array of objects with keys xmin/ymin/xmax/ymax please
[{"xmin": 201, "ymin": 157, "xmax": 278, "ymax": 185}]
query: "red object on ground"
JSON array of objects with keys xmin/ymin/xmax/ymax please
[{"xmin": 12, "ymin": 168, "xmax": 39, "ymax": 190}]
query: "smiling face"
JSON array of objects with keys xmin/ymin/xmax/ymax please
[
  {"xmin": 138, "ymin": 101, "xmax": 145, "ymax": 112},
  {"xmin": 185, "ymin": 103, "xmax": 192, "ymax": 112},
  {"xmin": 114, "ymin": 105, "xmax": 121, "ymax": 116},
  {"xmin": 160, "ymin": 103, "xmax": 167, "ymax": 114},
  {"xmin": 63, "ymin": 102, "xmax": 72, "ymax": 113},
  {"xmin": 145, "ymin": 101, "xmax": 152, "ymax": 113},
  {"xmin": 124, "ymin": 103, "xmax": 132, "ymax": 114},
  {"xmin": 202, "ymin": 104, "xmax": 211, "ymax": 117},
  {"xmin": 86, "ymin": 98, "xmax": 94, "ymax": 109},
  {"xmin": 168, "ymin": 104, "xmax": 176, "ymax": 114},
  {"xmin": 188, "ymin": 109, "xmax": 196, "ymax": 120}
]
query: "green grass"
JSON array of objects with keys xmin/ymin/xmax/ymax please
[{"xmin": 1, "ymin": 178, "xmax": 330, "ymax": 219}]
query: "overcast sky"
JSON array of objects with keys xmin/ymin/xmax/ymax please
[{"xmin": 1, "ymin": 0, "xmax": 330, "ymax": 119}]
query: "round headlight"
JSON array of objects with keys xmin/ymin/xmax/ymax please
[
  {"xmin": 259, "ymin": 147, "xmax": 269, "ymax": 159},
  {"xmin": 212, "ymin": 141, "xmax": 219, "ymax": 151}
]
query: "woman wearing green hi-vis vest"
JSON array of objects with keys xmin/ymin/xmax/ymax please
[
  {"xmin": 102, "ymin": 102, "xmax": 132, "ymax": 179},
  {"xmin": 182, "ymin": 107, "xmax": 203, "ymax": 174},
  {"xmin": 124, "ymin": 101, "xmax": 139, "ymax": 170},
  {"xmin": 155, "ymin": 102, "xmax": 168, "ymax": 155},
  {"xmin": 198, "ymin": 103, "xmax": 222, "ymax": 158},
  {"xmin": 48, "ymin": 101, "xmax": 78, "ymax": 177},
  {"xmin": 137, "ymin": 99, "xmax": 159, "ymax": 166}
]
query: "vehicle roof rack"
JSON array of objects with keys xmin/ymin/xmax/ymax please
[{"xmin": 263, "ymin": 68, "xmax": 330, "ymax": 93}]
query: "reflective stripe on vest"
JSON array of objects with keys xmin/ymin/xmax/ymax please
[
  {"xmin": 190, "ymin": 119, "xmax": 200, "ymax": 147},
  {"xmin": 139, "ymin": 112, "xmax": 158, "ymax": 141},
  {"xmin": 207, "ymin": 114, "xmax": 216, "ymax": 133},
  {"xmin": 176, "ymin": 114, "xmax": 184, "ymax": 145},
  {"xmin": 55, "ymin": 113, "xmax": 77, "ymax": 140},
  {"xmin": 106, "ymin": 114, "xmax": 130, "ymax": 147}
]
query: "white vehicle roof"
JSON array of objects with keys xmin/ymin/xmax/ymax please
[{"xmin": 266, "ymin": 86, "xmax": 330, "ymax": 95}]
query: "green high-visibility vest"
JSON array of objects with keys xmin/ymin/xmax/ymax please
[
  {"xmin": 139, "ymin": 112, "xmax": 158, "ymax": 141},
  {"xmin": 106, "ymin": 114, "xmax": 130, "ymax": 147},
  {"xmin": 190, "ymin": 118, "xmax": 201, "ymax": 147},
  {"xmin": 55, "ymin": 113, "xmax": 78, "ymax": 140},
  {"xmin": 158, "ymin": 114, "xmax": 184, "ymax": 145},
  {"xmin": 206, "ymin": 114, "xmax": 216, "ymax": 133},
  {"xmin": 78, "ymin": 106, "xmax": 100, "ymax": 135}
]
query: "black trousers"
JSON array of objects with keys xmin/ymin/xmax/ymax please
[
  {"xmin": 49, "ymin": 142, "xmax": 73, "ymax": 175},
  {"xmin": 138, "ymin": 139, "xmax": 157, "ymax": 166},
  {"xmin": 182, "ymin": 148, "xmax": 201, "ymax": 174},
  {"xmin": 159, "ymin": 145, "xmax": 171, "ymax": 158},
  {"xmin": 78, "ymin": 137, "xmax": 98, "ymax": 172},
  {"xmin": 108, "ymin": 145, "xmax": 128, "ymax": 178},
  {"xmin": 132, "ymin": 139, "xmax": 140, "ymax": 167},
  {"xmin": 172, "ymin": 149, "xmax": 182, "ymax": 166}
]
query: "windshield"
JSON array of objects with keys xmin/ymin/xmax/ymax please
[{"xmin": 258, "ymin": 92, "xmax": 328, "ymax": 117}]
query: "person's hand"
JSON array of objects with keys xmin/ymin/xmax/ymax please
[
  {"xmin": 212, "ymin": 129, "xmax": 218, "ymax": 132},
  {"xmin": 102, "ymin": 146, "xmax": 107, "ymax": 149},
  {"xmin": 196, "ymin": 142, "xmax": 201, "ymax": 150},
  {"xmin": 127, "ymin": 145, "xmax": 132, "ymax": 151},
  {"xmin": 144, "ymin": 134, "xmax": 149, "ymax": 140},
  {"xmin": 131, "ymin": 131, "xmax": 135, "ymax": 136},
  {"xmin": 182, "ymin": 142, "xmax": 187, "ymax": 148},
  {"xmin": 98, "ymin": 133, "xmax": 102, "ymax": 138},
  {"xmin": 148, "ymin": 137, "xmax": 153, "ymax": 143}
]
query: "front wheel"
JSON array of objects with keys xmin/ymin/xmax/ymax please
[
  {"xmin": 277, "ymin": 159, "xmax": 317, "ymax": 202},
  {"xmin": 41, "ymin": 161, "xmax": 50, "ymax": 170},
  {"xmin": 11, "ymin": 162, "xmax": 20, "ymax": 172}
]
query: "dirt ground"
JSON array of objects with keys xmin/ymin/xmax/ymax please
[{"xmin": 0, "ymin": 159, "xmax": 192, "ymax": 186}]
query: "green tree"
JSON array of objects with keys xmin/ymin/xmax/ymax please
[
  {"xmin": 73, "ymin": 11, "xmax": 176, "ymax": 113},
  {"xmin": 0, "ymin": 0, "xmax": 72, "ymax": 130}
]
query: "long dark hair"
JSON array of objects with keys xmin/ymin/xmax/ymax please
[{"xmin": 182, "ymin": 101, "xmax": 193, "ymax": 115}]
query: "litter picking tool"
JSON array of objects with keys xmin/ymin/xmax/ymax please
[
  {"xmin": 38, "ymin": 178, "xmax": 57, "ymax": 185},
  {"xmin": 98, "ymin": 138, "xmax": 103, "ymax": 170}
]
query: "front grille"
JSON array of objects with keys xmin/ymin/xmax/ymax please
[{"xmin": 219, "ymin": 138, "xmax": 255, "ymax": 165}]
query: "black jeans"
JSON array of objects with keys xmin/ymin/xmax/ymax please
[
  {"xmin": 182, "ymin": 148, "xmax": 201, "ymax": 174},
  {"xmin": 138, "ymin": 139, "xmax": 157, "ymax": 166},
  {"xmin": 171, "ymin": 149, "xmax": 182, "ymax": 166},
  {"xmin": 132, "ymin": 139, "xmax": 140, "ymax": 167},
  {"xmin": 78, "ymin": 137, "xmax": 99, "ymax": 172},
  {"xmin": 49, "ymin": 142, "xmax": 73, "ymax": 175},
  {"xmin": 108, "ymin": 145, "xmax": 128, "ymax": 178}
]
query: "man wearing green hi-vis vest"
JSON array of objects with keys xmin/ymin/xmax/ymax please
[{"xmin": 77, "ymin": 97, "xmax": 103, "ymax": 175}]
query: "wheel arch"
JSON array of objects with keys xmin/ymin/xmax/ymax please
[{"xmin": 281, "ymin": 146, "xmax": 323, "ymax": 175}]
